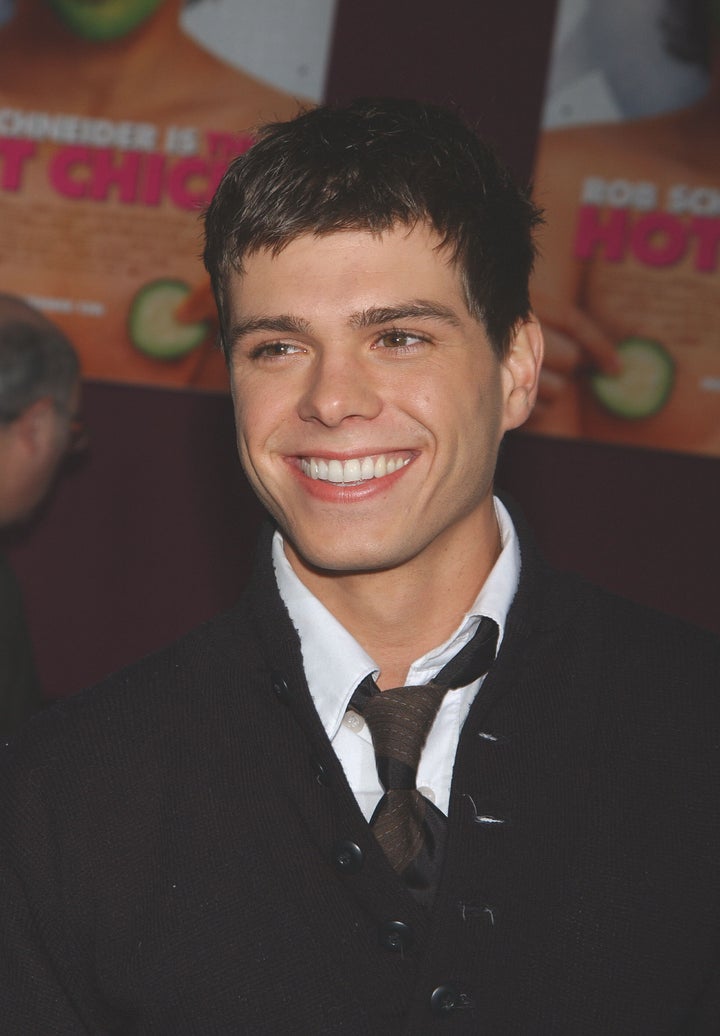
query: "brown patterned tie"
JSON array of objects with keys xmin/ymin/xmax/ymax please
[{"xmin": 349, "ymin": 617, "xmax": 498, "ymax": 904}]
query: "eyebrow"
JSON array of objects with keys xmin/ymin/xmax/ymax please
[
  {"xmin": 348, "ymin": 301, "xmax": 462, "ymax": 329},
  {"xmin": 228, "ymin": 314, "xmax": 312, "ymax": 347},
  {"xmin": 230, "ymin": 300, "xmax": 463, "ymax": 348}
]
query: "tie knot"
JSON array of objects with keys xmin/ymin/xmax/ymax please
[
  {"xmin": 360, "ymin": 681, "xmax": 447, "ymax": 774},
  {"xmin": 347, "ymin": 617, "xmax": 499, "ymax": 793}
]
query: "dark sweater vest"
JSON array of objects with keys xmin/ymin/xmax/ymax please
[{"xmin": 1, "ymin": 509, "xmax": 718, "ymax": 1033}]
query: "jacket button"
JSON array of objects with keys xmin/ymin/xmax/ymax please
[
  {"xmin": 310, "ymin": 756, "xmax": 331, "ymax": 786},
  {"xmin": 477, "ymin": 730, "xmax": 510, "ymax": 745},
  {"xmin": 270, "ymin": 671, "xmax": 291, "ymax": 704},
  {"xmin": 332, "ymin": 840, "xmax": 363, "ymax": 874},
  {"xmin": 379, "ymin": 920, "xmax": 413, "ymax": 953},
  {"xmin": 430, "ymin": 984, "xmax": 461, "ymax": 1016}
]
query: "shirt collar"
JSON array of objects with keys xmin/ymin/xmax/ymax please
[{"xmin": 272, "ymin": 496, "xmax": 520, "ymax": 740}]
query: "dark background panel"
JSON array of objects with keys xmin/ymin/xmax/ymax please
[
  {"xmin": 3, "ymin": 0, "xmax": 719, "ymax": 701},
  {"xmin": 498, "ymin": 433, "xmax": 720, "ymax": 634},
  {"xmin": 324, "ymin": 0, "xmax": 556, "ymax": 182},
  {"xmin": 4, "ymin": 384, "xmax": 263, "ymax": 697}
]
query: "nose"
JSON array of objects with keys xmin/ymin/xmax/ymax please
[{"xmin": 297, "ymin": 350, "xmax": 382, "ymax": 427}]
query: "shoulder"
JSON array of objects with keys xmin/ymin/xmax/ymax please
[
  {"xmin": 507, "ymin": 508, "xmax": 719, "ymax": 713},
  {"xmin": 1, "ymin": 522, "xmax": 291, "ymax": 771},
  {"xmin": 549, "ymin": 564, "xmax": 719, "ymax": 668},
  {"xmin": 577, "ymin": 574, "xmax": 717, "ymax": 654},
  {"xmin": 509, "ymin": 503, "xmax": 719, "ymax": 666},
  {"xmin": 0, "ymin": 596, "xmax": 266, "ymax": 773},
  {"xmin": 543, "ymin": 569, "xmax": 720, "ymax": 744},
  {"xmin": 502, "ymin": 562, "xmax": 720, "ymax": 800}
]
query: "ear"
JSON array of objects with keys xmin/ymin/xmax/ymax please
[
  {"xmin": 13, "ymin": 397, "xmax": 61, "ymax": 457},
  {"xmin": 0, "ymin": 398, "xmax": 71, "ymax": 525},
  {"xmin": 500, "ymin": 315, "xmax": 544, "ymax": 433}
]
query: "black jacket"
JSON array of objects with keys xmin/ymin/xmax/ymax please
[
  {"xmin": 1, "ymin": 514, "xmax": 718, "ymax": 1033},
  {"xmin": 0, "ymin": 553, "xmax": 41, "ymax": 736}
]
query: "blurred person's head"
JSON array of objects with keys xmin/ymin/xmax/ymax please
[{"xmin": 0, "ymin": 295, "xmax": 81, "ymax": 527}]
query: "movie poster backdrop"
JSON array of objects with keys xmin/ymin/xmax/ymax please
[
  {"xmin": 0, "ymin": 0, "xmax": 336, "ymax": 390},
  {"xmin": 528, "ymin": 0, "xmax": 720, "ymax": 456}
]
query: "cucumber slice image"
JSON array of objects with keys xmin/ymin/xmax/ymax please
[
  {"xmin": 590, "ymin": 337, "xmax": 675, "ymax": 419},
  {"xmin": 50, "ymin": 0, "xmax": 164, "ymax": 43},
  {"xmin": 128, "ymin": 279, "xmax": 208, "ymax": 360}
]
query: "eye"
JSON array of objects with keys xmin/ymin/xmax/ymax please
[
  {"xmin": 375, "ymin": 329, "xmax": 427, "ymax": 353},
  {"xmin": 248, "ymin": 340, "xmax": 303, "ymax": 360}
]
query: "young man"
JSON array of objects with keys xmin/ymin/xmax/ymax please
[{"xmin": 0, "ymin": 100, "xmax": 718, "ymax": 1033}]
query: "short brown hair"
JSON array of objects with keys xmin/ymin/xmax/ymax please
[{"xmin": 204, "ymin": 98, "xmax": 542, "ymax": 360}]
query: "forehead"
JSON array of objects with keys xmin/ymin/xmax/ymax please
[{"xmin": 228, "ymin": 223, "xmax": 469, "ymax": 320}]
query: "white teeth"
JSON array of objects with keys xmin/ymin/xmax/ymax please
[
  {"xmin": 343, "ymin": 458, "xmax": 362, "ymax": 482},
  {"xmin": 300, "ymin": 453, "xmax": 409, "ymax": 484},
  {"xmin": 308, "ymin": 458, "xmax": 328, "ymax": 480},
  {"xmin": 327, "ymin": 459, "xmax": 344, "ymax": 483}
]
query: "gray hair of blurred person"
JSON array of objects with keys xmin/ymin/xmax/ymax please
[{"xmin": 0, "ymin": 297, "xmax": 79, "ymax": 425}]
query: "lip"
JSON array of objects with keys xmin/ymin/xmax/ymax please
[
  {"xmin": 287, "ymin": 450, "xmax": 417, "ymax": 501},
  {"xmin": 302, "ymin": 450, "xmax": 414, "ymax": 483}
]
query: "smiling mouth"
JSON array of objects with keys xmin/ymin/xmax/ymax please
[{"xmin": 299, "ymin": 453, "xmax": 412, "ymax": 484}]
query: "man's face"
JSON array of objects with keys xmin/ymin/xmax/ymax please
[{"xmin": 227, "ymin": 223, "xmax": 530, "ymax": 579}]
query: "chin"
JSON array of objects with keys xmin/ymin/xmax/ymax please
[{"xmin": 288, "ymin": 533, "xmax": 410, "ymax": 577}]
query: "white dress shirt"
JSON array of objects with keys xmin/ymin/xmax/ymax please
[{"xmin": 272, "ymin": 497, "xmax": 520, "ymax": 821}]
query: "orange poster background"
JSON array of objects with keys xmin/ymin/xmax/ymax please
[
  {"xmin": 0, "ymin": 0, "xmax": 328, "ymax": 390},
  {"xmin": 528, "ymin": 0, "xmax": 720, "ymax": 456}
]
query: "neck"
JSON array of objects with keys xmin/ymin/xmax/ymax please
[{"xmin": 284, "ymin": 502, "xmax": 502, "ymax": 689}]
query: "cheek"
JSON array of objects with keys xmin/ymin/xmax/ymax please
[
  {"xmin": 232, "ymin": 387, "xmax": 288, "ymax": 485},
  {"xmin": 232, "ymin": 371, "xmax": 290, "ymax": 428},
  {"xmin": 231, "ymin": 378, "xmax": 269, "ymax": 446},
  {"xmin": 423, "ymin": 369, "xmax": 502, "ymax": 436},
  {"xmin": 230, "ymin": 395, "xmax": 260, "ymax": 481},
  {"xmin": 20, "ymin": 463, "xmax": 56, "ymax": 513}
]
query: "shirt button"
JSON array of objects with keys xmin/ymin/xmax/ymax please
[
  {"xmin": 417, "ymin": 785, "xmax": 435, "ymax": 803},
  {"xmin": 378, "ymin": 920, "xmax": 414, "ymax": 953},
  {"xmin": 430, "ymin": 984, "xmax": 462, "ymax": 1016},
  {"xmin": 343, "ymin": 710, "xmax": 365, "ymax": 732},
  {"xmin": 331, "ymin": 840, "xmax": 363, "ymax": 874}
]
